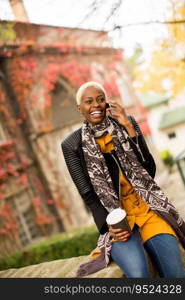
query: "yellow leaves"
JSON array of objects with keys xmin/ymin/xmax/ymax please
[
  {"xmin": 167, "ymin": 2, "xmax": 185, "ymax": 44},
  {"xmin": 134, "ymin": 68, "xmax": 164, "ymax": 94},
  {"xmin": 135, "ymin": 47, "xmax": 185, "ymax": 97},
  {"xmin": 134, "ymin": 1, "xmax": 185, "ymax": 98},
  {"xmin": 0, "ymin": 22, "xmax": 16, "ymax": 44},
  {"xmin": 171, "ymin": 60, "xmax": 185, "ymax": 96},
  {"xmin": 169, "ymin": 22, "xmax": 185, "ymax": 45}
]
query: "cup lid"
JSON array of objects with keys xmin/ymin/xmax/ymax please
[{"xmin": 106, "ymin": 208, "xmax": 126, "ymax": 225}]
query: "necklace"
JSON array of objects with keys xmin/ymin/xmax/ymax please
[{"xmin": 128, "ymin": 134, "xmax": 146, "ymax": 162}]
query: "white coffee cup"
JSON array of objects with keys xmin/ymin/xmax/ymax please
[{"xmin": 106, "ymin": 208, "xmax": 131, "ymax": 233}]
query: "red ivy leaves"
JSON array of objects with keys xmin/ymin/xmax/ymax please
[
  {"xmin": 0, "ymin": 203, "xmax": 19, "ymax": 237},
  {"xmin": 9, "ymin": 57, "xmax": 38, "ymax": 119},
  {"xmin": 0, "ymin": 140, "xmax": 17, "ymax": 182},
  {"xmin": 4, "ymin": 152, "xmax": 15, "ymax": 160},
  {"xmin": 35, "ymin": 213, "xmax": 55, "ymax": 226},
  {"xmin": 42, "ymin": 60, "xmax": 91, "ymax": 109},
  {"xmin": 59, "ymin": 60, "xmax": 91, "ymax": 87},
  {"xmin": 47, "ymin": 199, "xmax": 54, "ymax": 205},
  {"xmin": 32, "ymin": 197, "xmax": 55, "ymax": 226},
  {"xmin": 32, "ymin": 196, "xmax": 41, "ymax": 213},
  {"xmin": 103, "ymin": 74, "xmax": 120, "ymax": 98},
  {"xmin": 16, "ymin": 173, "xmax": 28, "ymax": 187}
]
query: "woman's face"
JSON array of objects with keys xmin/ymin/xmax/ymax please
[{"xmin": 77, "ymin": 86, "xmax": 107, "ymax": 124}]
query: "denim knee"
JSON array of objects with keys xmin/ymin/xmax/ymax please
[
  {"xmin": 144, "ymin": 234, "xmax": 185, "ymax": 278},
  {"xmin": 111, "ymin": 227, "xmax": 150, "ymax": 278}
]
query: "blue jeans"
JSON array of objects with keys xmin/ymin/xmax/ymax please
[{"xmin": 110, "ymin": 226, "xmax": 185, "ymax": 278}]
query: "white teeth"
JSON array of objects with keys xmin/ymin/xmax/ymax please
[{"xmin": 91, "ymin": 111, "xmax": 102, "ymax": 115}]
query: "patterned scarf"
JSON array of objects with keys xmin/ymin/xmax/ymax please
[{"xmin": 76, "ymin": 116, "xmax": 185, "ymax": 277}]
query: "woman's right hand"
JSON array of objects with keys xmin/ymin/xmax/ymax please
[{"xmin": 109, "ymin": 225, "xmax": 131, "ymax": 242}]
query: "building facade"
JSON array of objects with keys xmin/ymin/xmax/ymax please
[{"xmin": 0, "ymin": 20, "xmax": 149, "ymax": 255}]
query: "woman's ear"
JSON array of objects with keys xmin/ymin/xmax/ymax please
[{"xmin": 77, "ymin": 105, "xmax": 81, "ymax": 113}]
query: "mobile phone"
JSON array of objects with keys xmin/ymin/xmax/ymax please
[{"xmin": 106, "ymin": 103, "xmax": 113, "ymax": 115}]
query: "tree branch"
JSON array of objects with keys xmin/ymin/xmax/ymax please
[{"xmin": 112, "ymin": 19, "xmax": 185, "ymax": 31}]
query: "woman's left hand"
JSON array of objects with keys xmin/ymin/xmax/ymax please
[
  {"xmin": 106, "ymin": 99, "xmax": 136, "ymax": 137},
  {"xmin": 106, "ymin": 99, "xmax": 130, "ymax": 127},
  {"xmin": 108, "ymin": 225, "xmax": 131, "ymax": 243}
]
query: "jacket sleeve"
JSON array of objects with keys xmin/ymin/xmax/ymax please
[
  {"xmin": 61, "ymin": 140, "xmax": 109, "ymax": 234},
  {"xmin": 128, "ymin": 116, "xmax": 156, "ymax": 178}
]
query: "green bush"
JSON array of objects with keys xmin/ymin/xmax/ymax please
[
  {"xmin": 160, "ymin": 150, "xmax": 174, "ymax": 168},
  {"xmin": 0, "ymin": 226, "xmax": 99, "ymax": 271}
]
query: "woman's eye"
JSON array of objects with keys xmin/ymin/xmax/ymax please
[
  {"xmin": 99, "ymin": 97, "xmax": 105, "ymax": 102},
  {"xmin": 85, "ymin": 100, "xmax": 92, "ymax": 104}
]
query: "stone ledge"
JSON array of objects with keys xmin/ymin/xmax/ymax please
[
  {"xmin": 0, "ymin": 247, "xmax": 184, "ymax": 278},
  {"xmin": 0, "ymin": 255, "xmax": 123, "ymax": 278}
]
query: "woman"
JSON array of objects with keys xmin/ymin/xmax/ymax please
[{"xmin": 61, "ymin": 81, "xmax": 185, "ymax": 278}]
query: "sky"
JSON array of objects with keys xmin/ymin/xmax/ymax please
[{"xmin": 0, "ymin": 0, "xmax": 170, "ymax": 59}]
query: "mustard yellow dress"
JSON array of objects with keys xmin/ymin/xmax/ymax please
[{"xmin": 95, "ymin": 133, "xmax": 176, "ymax": 243}]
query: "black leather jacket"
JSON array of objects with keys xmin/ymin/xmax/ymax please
[{"xmin": 61, "ymin": 116, "xmax": 156, "ymax": 234}]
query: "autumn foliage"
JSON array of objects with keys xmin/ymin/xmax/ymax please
[
  {"xmin": 0, "ymin": 22, "xmax": 123, "ymax": 253},
  {"xmin": 134, "ymin": 0, "xmax": 185, "ymax": 98}
]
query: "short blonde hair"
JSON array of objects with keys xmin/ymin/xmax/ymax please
[{"xmin": 76, "ymin": 81, "xmax": 106, "ymax": 105}]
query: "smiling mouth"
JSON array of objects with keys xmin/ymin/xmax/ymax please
[{"xmin": 90, "ymin": 110, "xmax": 104, "ymax": 118}]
